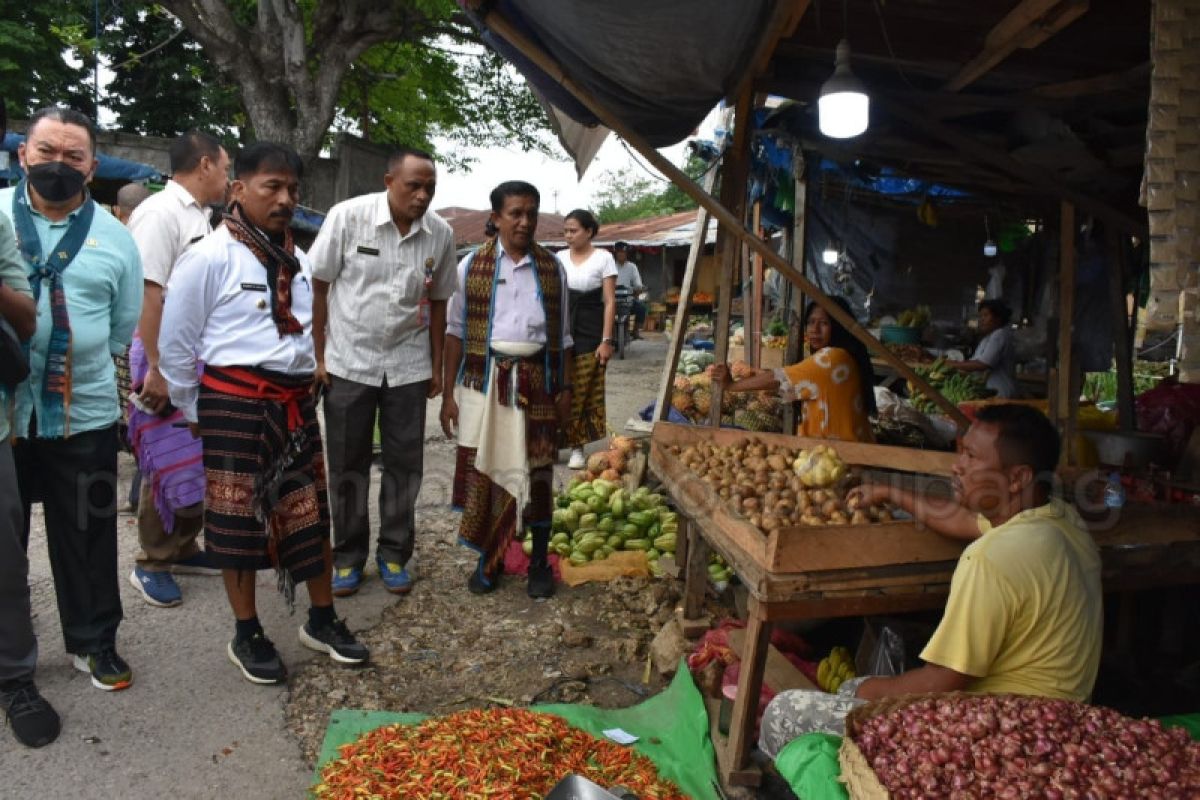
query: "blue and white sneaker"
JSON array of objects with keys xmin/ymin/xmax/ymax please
[
  {"xmin": 331, "ymin": 566, "xmax": 363, "ymax": 597},
  {"xmin": 375, "ymin": 555, "xmax": 413, "ymax": 595},
  {"xmin": 171, "ymin": 551, "xmax": 221, "ymax": 576},
  {"xmin": 129, "ymin": 567, "xmax": 182, "ymax": 607}
]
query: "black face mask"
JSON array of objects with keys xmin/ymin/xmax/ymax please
[{"xmin": 25, "ymin": 161, "xmax": 88, "ymax": 203}]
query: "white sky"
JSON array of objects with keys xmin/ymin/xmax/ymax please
[{"xmin": 431, "ymin": 127, "xmax": 701, "ymax": 214}]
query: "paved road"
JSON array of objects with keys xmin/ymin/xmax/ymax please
[{"xmin": 2, "ymin": 335, "xmax": 669, "ymax": 798}]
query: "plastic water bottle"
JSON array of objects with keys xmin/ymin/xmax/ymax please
[{"xmin": 1103, "ymin": 472, "xmax": 1126, "ymax": 509}]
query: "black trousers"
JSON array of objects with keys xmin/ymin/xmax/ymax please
[
  {"xmin": 323, "ymin": 375, "xmax": 428, "ymax": 570},
  {"xmin": 14, "ymin": 425, "xmax": 123, "ymax": 655},
  {"xmin": 0, "ymin": 441, "xmax": 37, "ymax": 685}
]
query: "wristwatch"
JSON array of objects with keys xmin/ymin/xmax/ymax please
[{"xmin": 602, "ymin": 337, "xmax": 617, "ymax": 346}]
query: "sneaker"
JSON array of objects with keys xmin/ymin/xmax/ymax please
[
  {"xmin": 227, "ymin": 633, "xmax": 286, "ymax": 685},
  {"xmin": 331, "ymin": 566, "xmax": 363, "ymax": 597},
  {"xmin": 375, "ymin": 555, "xmax": 413, "ymax": 595},
  {"xmin": 129, "ymin": 567, "xmax": 182, "ymax": 608},
  {"xmin": 171, "ymin": 551, "xmax": 221, "ymax": 576},
  {"xmin": 1, "ymin": 681, "xmax": 60, "ymax": 748},
  {"xmin": 527, "ymin": 560, "xmax": 555, "ymax": 599},
  {"xmin": 567, "ymin": 448, "xmax": 587, "ymax": 470},
  {"xmin": 72, "ymin": 648, "xmax": 133, "ymax": 692},
  {"xmin": 298, "ymin": 619, "xmax": 369, "ymax": 665}
]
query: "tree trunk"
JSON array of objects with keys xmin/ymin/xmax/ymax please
[{"xmin": 159, "ymin": 0, "xmax": 436, "ymax": 163}]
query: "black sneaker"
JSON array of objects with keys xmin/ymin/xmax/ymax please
[
  {"xmin": 227, "ymin": 633, "xmax": 286, "ymax": 685},
  {"xmin": 72, "ymin": 647, "xmax": 133, "ymax": 691},
  {"xmin": 527, "ymin": 560, "xmax": 555, "ymax": 599},
  {"xmin": 1, "ymin": 681, "xmax": 61, "ymax": 748},
  {"xmin": 298, "ymin": 618, "xmax": 369, "ymax": 665}
]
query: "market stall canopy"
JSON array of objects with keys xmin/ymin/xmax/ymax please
[
  {"xmin": 467, "ymin": 0, "xmax": 1150, "ymax": 234},
  {"xmin": 459, "ymin": 0, "xmax": 779, "ymax": 173},
  {"xmin": 0, "ymin": 132, "xmax": 162, "ymax": 183}
]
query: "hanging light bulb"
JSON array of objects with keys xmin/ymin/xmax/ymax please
[
  {"xmin": 818, "ymin": 40, "xmax": 870, "ymax": 139},
  {"xmin": 983, "ymin": 215, "xmax": 997, "ymax": 257},
  {"xmin": 822, "ymin": 242, "xmax": 840, "ymax": 265}
]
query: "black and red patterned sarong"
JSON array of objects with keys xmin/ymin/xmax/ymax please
[{"xmin": 197, "ymin": 365, "xmax": 329, "ymax": 600}]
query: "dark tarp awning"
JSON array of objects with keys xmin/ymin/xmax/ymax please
[{"xmin": 464, "ymin": 0, "xmax": 778, "ymax": 148}]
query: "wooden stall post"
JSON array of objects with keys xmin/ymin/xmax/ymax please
[
  {"xmin": 783, "ymin": 175, "xmax": 808, "ymax": 434},
  {"xmin": 724, "ymin": 595, "xmax": 771, "ymax": 787},
  {"xmin": 1056, "ymin": 201, "xmax": 1079, "ymax": 462},
  {"xmin": 750, "ymin": 202, "xmax": 764, "ymax": 367},
  {"xmin": 653, "ymin": 168, "xmax": 717, "ymax": 421},
  {"xmin": 1107, "ymin": 230, "xmax": 1136, "ymax": 431},
  {"xmin": 678, "ymin": 516, "xmax": 713, "ymax": 638},
  {"xmin": 709, "ymin": 88, "xmax": 755, "ymax": 428}
]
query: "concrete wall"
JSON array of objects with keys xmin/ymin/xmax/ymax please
[
  {"xmin": 1145, "ymin": 0, "xmax": 1200, "ymax": 381},
  {"xmin": 9, "ymin": 120, "xmax": 389, "ymax": 213}
]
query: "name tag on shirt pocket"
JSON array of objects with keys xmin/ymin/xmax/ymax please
[
  {"xmin": 356, "ymin": 245, "xmax": 380, "ymax": 256},
  {"xmin": 241, "ymin": 282, "xmax": 268, "ymax": 292}
]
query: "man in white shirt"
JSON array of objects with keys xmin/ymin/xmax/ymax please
[
  {"xmin": 309, "ymin": 148, "xmax": 456, "ymax": 597},
  {"xmin": 159, "ymin": 142, "xmax": 368, "ymax": 685},
  {"xmin": 126, "ymin": 130, "xmax": 230, "ymax": 608},
  {"xmin": 614, "ymin": 242, "xmax": 646, "ymax": 338},
  {"xmin": 441, "ymin": 181, "xmax": 574, "ymax": 599}
]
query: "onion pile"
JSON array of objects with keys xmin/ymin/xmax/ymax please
[
  {"xmin": 850, "ymin": 694, "xmax": 1200, "ymax": 799},
  {"xmin": 665, "ymin": 439, "xmax": 891, "ymax": 531}
]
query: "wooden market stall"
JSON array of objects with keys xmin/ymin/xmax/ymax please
[{"xmin": 464, "ymin": 0, "xmax": 1200, "ymax": 790}]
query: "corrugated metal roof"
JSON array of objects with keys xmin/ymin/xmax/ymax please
[{"xmin": 441, "ymin": 206, "xmax": 716, "ymax": 251}]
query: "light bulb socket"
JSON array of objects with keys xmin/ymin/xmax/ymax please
[{"xmin": 983, "ymin": 240, "xmax": 998, "ymax": 257}]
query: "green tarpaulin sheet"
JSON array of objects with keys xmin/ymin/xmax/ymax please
[{"xmin": 314, "ymin": 663, "xmax": 720, "ymax": 799}]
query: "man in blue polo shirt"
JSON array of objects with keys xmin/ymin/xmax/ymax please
[{"xmin": 0, "ymin": 107, "xmax": 143, "ymax": 693}]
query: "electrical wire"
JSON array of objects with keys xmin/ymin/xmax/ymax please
[{"xmin": 872, "ymin": 0, "xmax": 919, "ymax": 90}]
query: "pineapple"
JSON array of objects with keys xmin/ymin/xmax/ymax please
[{"xmin": 693, "ymin": 387, "xmax": 712, "ymax": 415}]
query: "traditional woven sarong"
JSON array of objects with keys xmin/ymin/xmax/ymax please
[
  {"xmin": 563, "ymin": 351, "xmax": 606, "ymax": 448},
  {"xmin": 197, "ymin": 364, "xmax": 328, "ymax": 602},
  {"xmin": 452, "ymin": 239, "xmax": 567, "ymax": 585},
  {"xmin": 454, "ymin": 353, "xmax": 560, "ymax": 583},
  {"xmin": 126, "ymin": 332, "xmax": 205, "ymax": 531}
]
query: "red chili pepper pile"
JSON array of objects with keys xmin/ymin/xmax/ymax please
[{"xmin": 313, "ymin": 707, "xmax": 689, "ymax": 799}]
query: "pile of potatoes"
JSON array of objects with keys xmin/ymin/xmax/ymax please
[{"xmin": 665, "ymin": 439, "xmax": 893, "ymax": 532}]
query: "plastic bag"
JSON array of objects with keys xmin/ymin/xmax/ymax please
[{"xmin": 1136, "ymin": 380, "xmax": 1200, "ymax": 465}]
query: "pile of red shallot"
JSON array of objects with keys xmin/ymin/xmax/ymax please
[{"xmin": 850, "ymin": 694, "xmax": 1200, "ymax": 799}]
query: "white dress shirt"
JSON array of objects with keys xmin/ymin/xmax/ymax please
[
  {"xmin": 126, "ymin": 179, "xmax": 212, "ymax": 286},
  {"xmin": 308, "ymin": 192, "xmax": 456, "ymax": 387},
  {"xmin": 446, "ymin": 243, "xmax": 574, "ymax": 349},
  {"xmin": 159, "ymin": 226, "xmax": 316, "ymax": 422}
]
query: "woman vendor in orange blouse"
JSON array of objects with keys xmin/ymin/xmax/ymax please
[{"xmin": 713, "ymin": 297, "xmax": 876, "ymax": 442}]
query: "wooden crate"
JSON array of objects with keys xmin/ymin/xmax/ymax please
[
  {"xmin": 727, "ymin": 343, "xmax": 785, "ymax": 368},
  {"xmin": 649, "ymin": 423, "xmax": 965, "ymax": 595}
]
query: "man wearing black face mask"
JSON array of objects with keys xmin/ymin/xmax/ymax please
[{"xmin": 0, "ymin": 107, "xmax": 143, "ymax": 694}]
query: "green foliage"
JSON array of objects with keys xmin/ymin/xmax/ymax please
[
  {"xmin": 99, "ymin": 7, "xmax": 243, "ymax": 142},
  {"xmin": 592, "ymin": 154, "xmax": 706, "ymax": 224},
  {"xmin": 0, "ymin": 1, "xmax": 95, "ymax": 119}
]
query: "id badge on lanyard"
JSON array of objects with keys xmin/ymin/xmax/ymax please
[{"xmin": 418, "ymin": 257, "xmax": 434, "ymax": 328}]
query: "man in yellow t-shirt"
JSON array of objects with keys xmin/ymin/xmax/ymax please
[{"xmin": 758, "ymin": 404, "xmax": 1102, "ymax": 757}]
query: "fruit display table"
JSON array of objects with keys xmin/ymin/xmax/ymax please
[{"xmin": 647, "ymin": 422, "xmax": 1200, "ymax": 789}]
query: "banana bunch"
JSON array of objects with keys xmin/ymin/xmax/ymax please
[
  {"xmin": 816, "ymin": 646, "xmax": 856, "ymax": 693},
  {"xmin": 896, "ymin": 305, "xmax": 931, "ymax": 329},
  {"xmin": 907, "ymin": 357, "xmax": 992, "ymax": 414}
]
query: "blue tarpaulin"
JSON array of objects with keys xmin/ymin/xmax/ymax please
[{"xmin": 1, "ymin": 133, "xmax": 161, "ymax": 183}]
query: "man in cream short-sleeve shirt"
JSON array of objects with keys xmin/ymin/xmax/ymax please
[{"xmin": 309, "ymin": 147, "xmax": 457, "ymax": 596}]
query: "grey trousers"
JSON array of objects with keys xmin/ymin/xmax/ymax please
[
  {"xmin": 0, "ymin": 440, "xmax": 37, "ymax": 686},
  {"xmin": 323, "ymin": 374, "xmax": 428, "ymax": 570}
]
